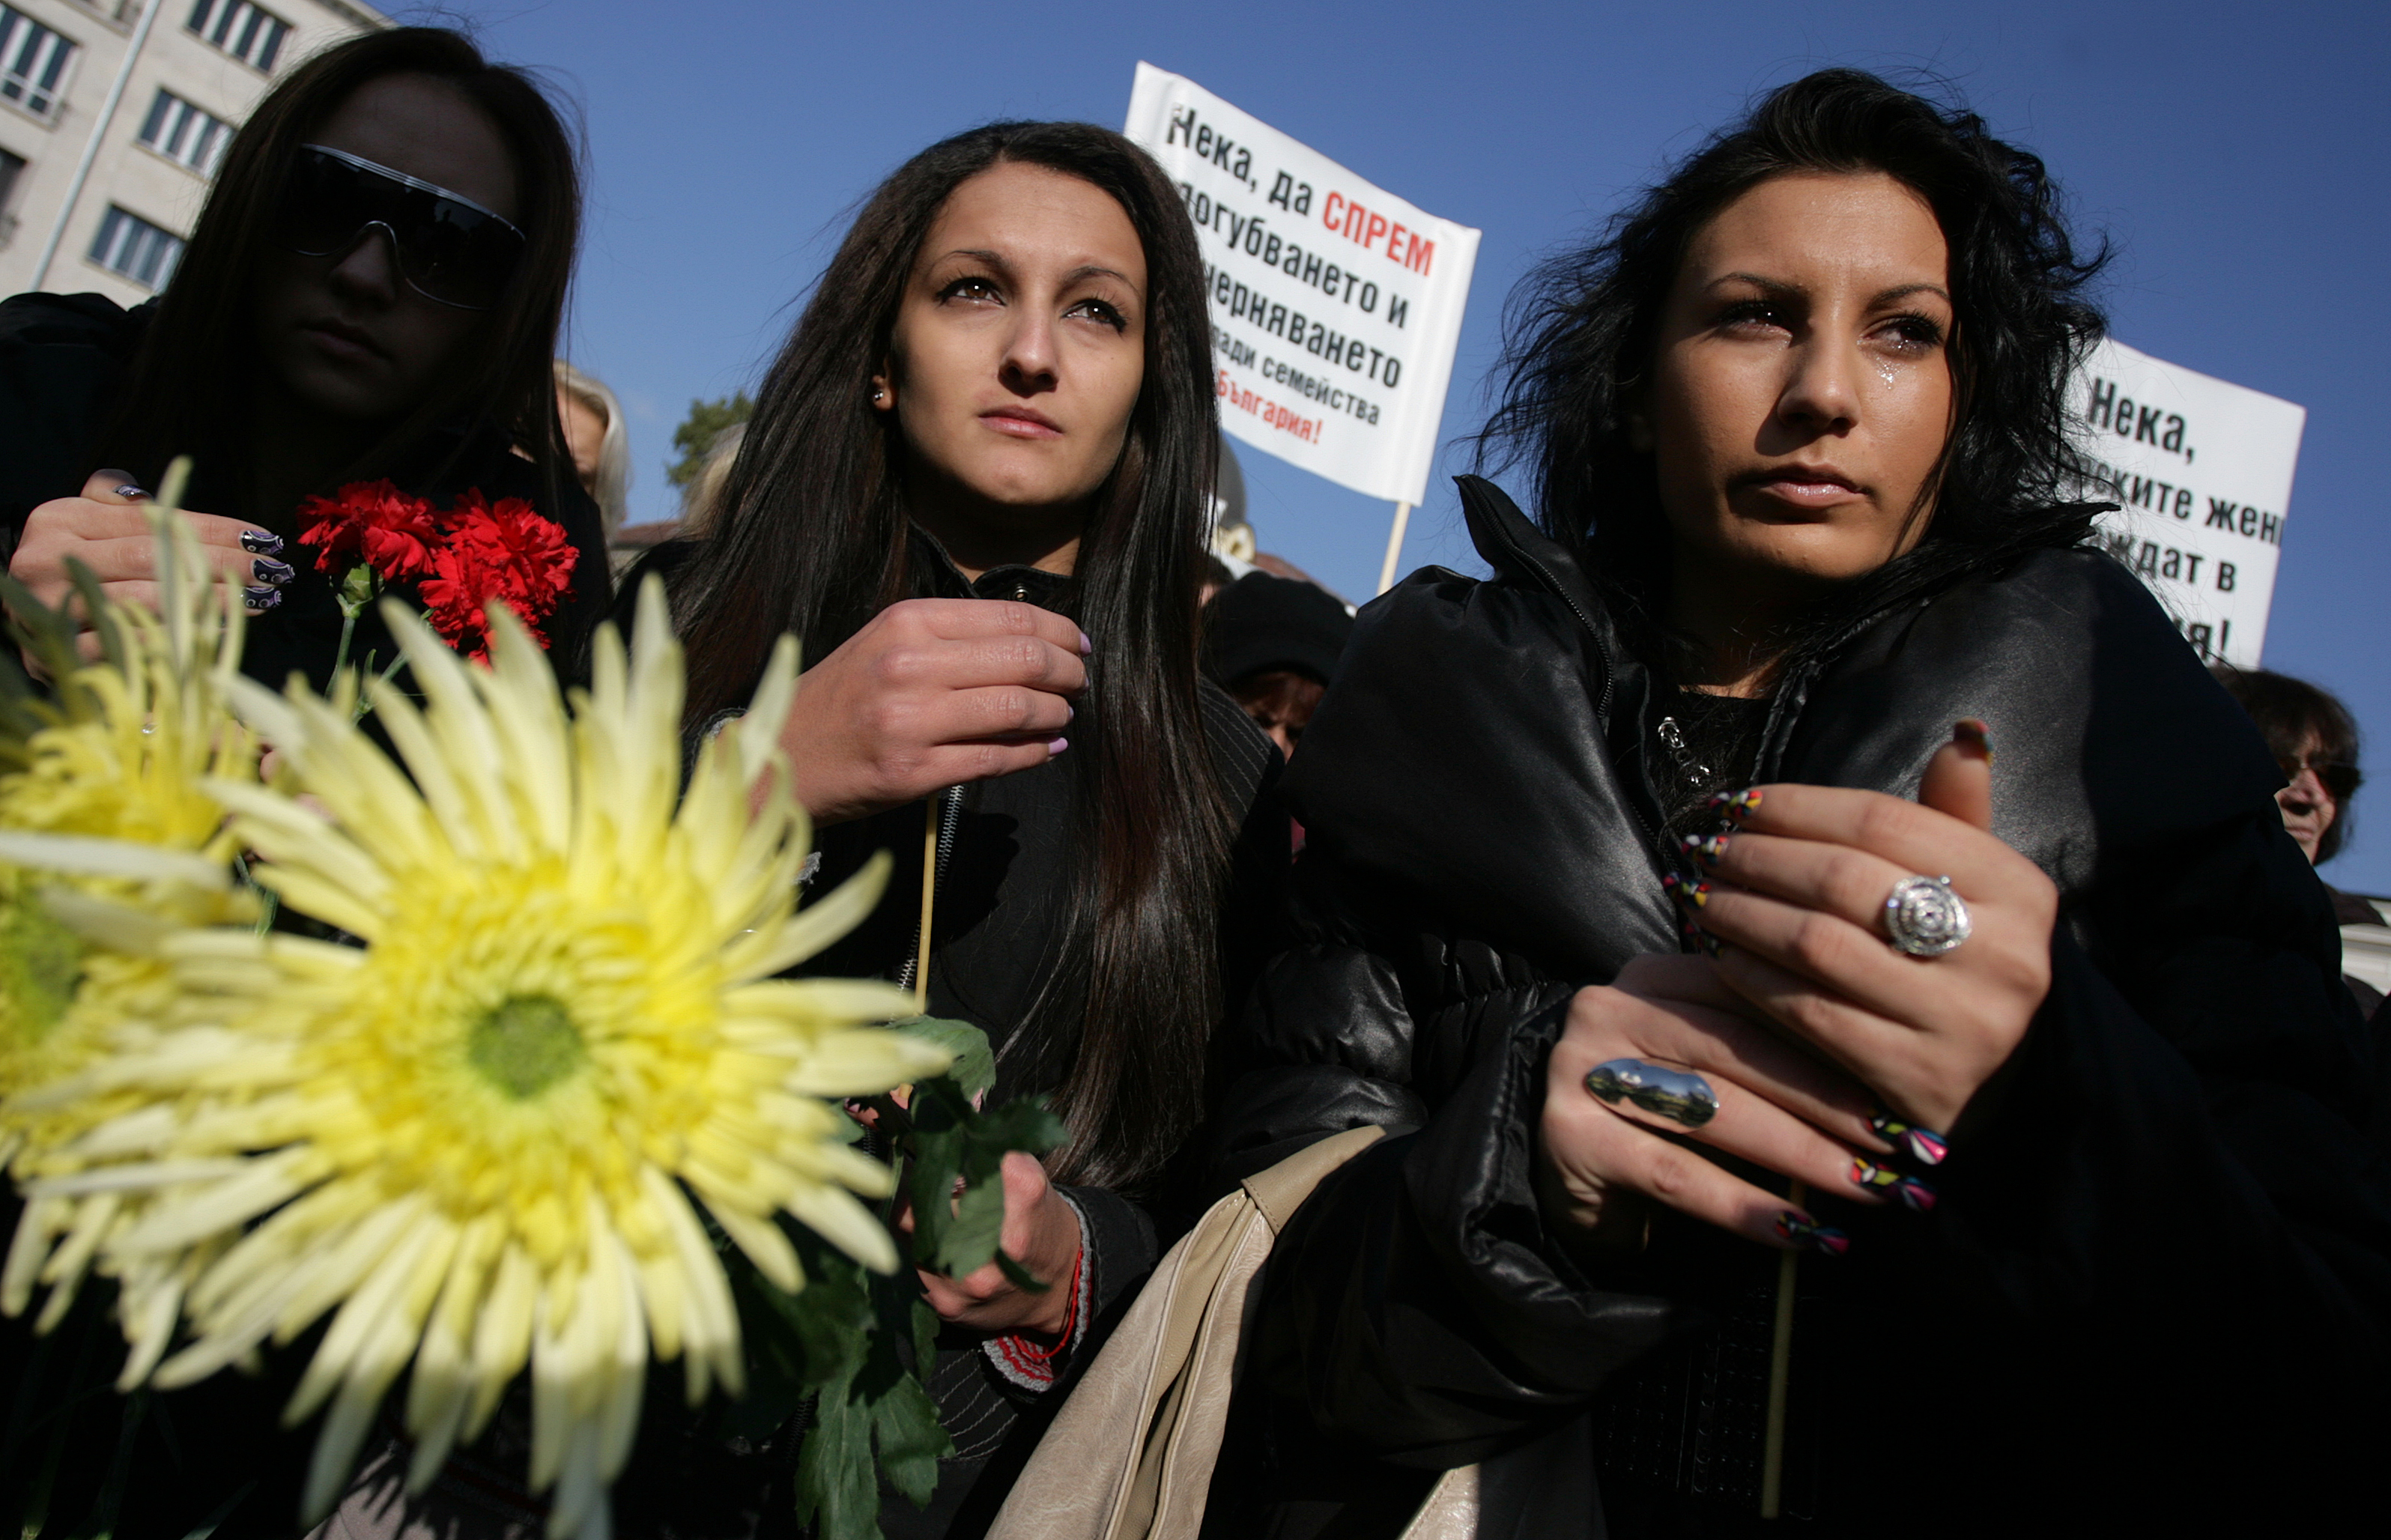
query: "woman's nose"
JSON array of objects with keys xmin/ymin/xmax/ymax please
[
  {"xmin": 998, "ymin": 310, "xmax": 1059, "ymax": 392},
  {"xmin": 1778, "ymin": 339, "xmax": 1861, "ymax": 433},
  {"xmin": 324, "ymin": 222, "xmax": 402, "ymax": 303}
]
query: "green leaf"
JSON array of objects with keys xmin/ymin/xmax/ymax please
[
  {"xmin": 894, "ymin": 1076, "xmax": 1068, "ymax": 1283},
  {"xmin": 888, "ymin": 1016, "xmax": 993, "ymax": 1103}
]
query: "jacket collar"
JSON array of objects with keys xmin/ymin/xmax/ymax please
[{"xmin": 908, "ymin": 524, "xmax": 1078, "ymax": 611}]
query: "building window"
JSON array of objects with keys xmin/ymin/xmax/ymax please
[
  {"xmin": 184, "ymin": 0, "xmax": 288, "ymax": 73},
  {"xmin": 0, "ymin": 148, "xmax": 23, "ymax": 247},
  {"xmin": 89, "ymin": 204, "xmax": 184, "ymax": 291},
  {"xmin": 0, "ymin": 5, "xmax": 76, "ymax": 118},
  {"xmin": 138, "ymin": 87, "xmax": 231, "ymax": 175}
]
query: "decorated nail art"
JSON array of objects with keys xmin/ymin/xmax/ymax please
[
  {"xmin": 1703, "ymin": 787, "xmax": 1764, "ymax": 823},
  {"xmin": 1954, "ymin": 718, "xmax": 1995, "ymax": 764},
  {"xmin": 1869, "ymin": 1107, "xmax": 1950, "ymax": 1166},
  {"xmin": 1681, "ymin": 831, "xmax": 1731, "ymax": 867},
  {"xmin": 113, "ymin": 483, "xmax": 151, "ymax": 503},
  {"xmin": 1775, "ymin": 1211, "xmax": 1849, "ymax": 1256},
  {"xmin": 252, "ymin": 557, "xmax": 295, "ymax": 586},
  {"xmin": 1851, "ymin": 1158, "xmax": 1939, "ymax": 1213},
  {"xmin": 243, "ymin": 585, "xmax": 284, "ymax": 612},
  {"xmin": 238, "ymin": 529, "xmax": 285, "ymax": 556}
]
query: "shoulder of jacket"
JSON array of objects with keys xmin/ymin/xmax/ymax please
[
  {"xmin": 1199, "ymin": 677, "xmax": 1276, "ymax": 810},
  {"xmin": 0, "ymin": 291, "xmax": 141, "ymax": 357}
]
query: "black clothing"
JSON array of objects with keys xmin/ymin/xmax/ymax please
[
  {"xmin": 1208, "ymin": 476, "xmax": 2391, "ymax": 1535},
  {"xmin": 0, "ymin": 291, "xmax": 610, "ymax": 691},
  {"xmin": 606, "ymin": 536, "xmax": 1285, "ymax": 1539},
  {"xmin": 0, "ymin": 290, "xmax": 606, "ymax": 1540},
  {"xmin": 1204, "ymin": 571, "xmax": 1354, "ymax": 688}
]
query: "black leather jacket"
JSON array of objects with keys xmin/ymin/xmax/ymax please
[{"xmin": 1207, "ymin": 477, "xmax": 2391, "ymax": 1536}]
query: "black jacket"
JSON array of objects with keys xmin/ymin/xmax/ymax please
[
  {"xmin": 0, "ymin": 291, "xmax": 611, "ymax": 691},
  {"xmin": 1207, "ymin": 477, "xmax": 2391, "ymax": 1536},
  {"xmin": 605, "ymin": 539, "xmax": 1287, "ymax": 1540}
]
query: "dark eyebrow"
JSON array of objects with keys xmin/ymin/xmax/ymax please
[
  {"xmin": 1062, "ymin": 263, "xmax": 1138, "ymax": 291},
  {"xmin": 933, "ymin": 247, "xmax": 1012, "ymax": 276},
  {"xmin": 930, "ymin": 250, "xmax": 1139, "ymax": 294},
  {"xmin": 1709, "ymin": 272, "xmax": 1951, "ymax": 308}
]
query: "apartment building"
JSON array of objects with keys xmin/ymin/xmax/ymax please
[{"xmin": 0, "ymin": 0, "xmax": 386, "ymax": 307}]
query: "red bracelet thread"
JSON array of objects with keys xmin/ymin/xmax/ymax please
[{"xmin": 1010, "ymin": 1247, "xmax": 1085, "ymax": 1363}]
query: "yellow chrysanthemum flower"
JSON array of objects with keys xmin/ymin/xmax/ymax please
[
  {"xmin": 0, "ymin": 503, "xmax": 258, "ymax": 1348},
  {"xmin": 29, "ymin": 583, "xmax": 948, "ymax": 1538}
]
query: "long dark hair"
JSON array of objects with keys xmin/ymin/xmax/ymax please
[
  {"xmin": 97, "ymin": 28, "xmax": 583, "ymax": 525},
  {"xmin": 1476, "ymin": 68, "xmax": 2110, "ymax": 676},
  {"xmin": 670, "ymin": 121, "xmax": 1228, "ymax": 1191}
]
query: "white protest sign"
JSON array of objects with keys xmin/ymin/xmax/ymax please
[
  {"xmin": 1125, "ymin": 63, "xmax": 1480, "ymax": 510},
  {"xmin": 2073, "ymin": 339, "xmax": 2303, "ymax": 667}
]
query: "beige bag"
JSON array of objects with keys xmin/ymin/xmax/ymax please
[{"xmin": 985, "ymin": 1126, "xmax": 1479, "ymax": 1540}]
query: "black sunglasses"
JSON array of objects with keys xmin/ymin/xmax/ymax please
[
  {"xmin": 2277, "ymin": 751, "xmax": 2362, "ymax": 801},
  {"xmin": 272, "ymin": 145, "xmax": 526, "ymax": 310}
]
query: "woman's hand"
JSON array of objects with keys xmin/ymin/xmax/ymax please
[
  {"xmin": 775, "ymin": 598, "xmax": 1088, "ymax": 825},
  {"xmin": 900, "ymin": 1151, "xmax": 1084, "ymax": 1337},
  {"xmin": 1539, "ymin": 954, "xmax": 1892, "ymax": 1253},
  {"xmin": 1676, "ymin": 724, "xmax": 2057, "ymax": 1136},
  {"xmin": 7, "ymin": 472, "xmax": 291, "ymax": 667}
]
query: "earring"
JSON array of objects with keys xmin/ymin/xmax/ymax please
[{"xmin": 871, "ymin": 387, "xmax": 885, "ymax": 404}]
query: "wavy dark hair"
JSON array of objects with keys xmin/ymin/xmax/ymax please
[
  {"xmin": 670, "ymin": 122, "xmax": 1228, "ymax": 1192},
  {"xmin": 1476, "ymin": 67, "xmax": 2110, "ymax": 676},
  {"xmin": 96, "ymin": 28, "xmax": 584, "ymax": 535}
]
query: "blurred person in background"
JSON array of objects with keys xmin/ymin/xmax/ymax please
[
  {"xmin": 2214, "ymin": 664, "xmax": 2383, "ymax": 1012},
  {"xmin": 555, "ymin": 358, "xmax": 630, "ymax": 536},
  {"xmin": 674, "ymin": 418, "xmax": 742, "ymax": 537},
  {"xmin": 1204, "ymin": 569, "xmax": 1352, "ymax": 762},
  {"xmin": 0, "ymin": 28, "xmax": 605, "ymax": 694}
]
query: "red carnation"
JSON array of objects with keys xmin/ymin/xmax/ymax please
[
  {"xmin": 295, "ymin": 479, "xmax": 440, "ymax": 580},
  {"xmin": 419, "ymin": 491, "xmax": 580, "ymax": 661}
]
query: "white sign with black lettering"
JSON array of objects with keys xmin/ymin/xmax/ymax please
[
  {"xmin": 1125, "ymin": 63, "xmax": 1480, "ymax": 507},
  {"xmin": 2074, "ymin": 339, "xmax": 2303, "ymax": 667}
]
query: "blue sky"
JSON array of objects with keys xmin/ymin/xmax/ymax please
[{"xmin": 417, "ymin": 0, "xmax": 2391, "ymax": 891}]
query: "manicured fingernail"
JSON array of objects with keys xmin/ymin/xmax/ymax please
[
  {"xmin": 1953, "ymin": 718, "xmax": 1994, "ymax": 765},
  {"xmin": 252, "ymin": 558, "xmax": 294, "ymax": 586},
  {"xmin": 1704, "ymin": 787, "xmax": 1763, "ymax": 823},
  {"xmin": 1077, "ymin": 629, "xmax": 1093, "ymax": 655},
  {"xmin": 1681, "ymin": 831, "xmax": 1730, "ymax": 867},
  {"xmin": 239, "ymin": 529, "xmax": 285, "ymax": 556},
  {"xmin": 1046, "ymin": 737, "xmax": 1069, "ymax": 755},
  {"xmin": 1665, "ymin": 874, "xmax": 1712, "ymax": 908},
  {"xmin": 1851, "ymin": 1158, "xmax": 1939, "ymax": 1213},
  {"xmin": 114, "ymin": 483, "xmax": 151, "ymax": 502},
  {"xmin": 243, "ymin": 586, "xmax": 284, "ymax": 611},
  {"xmin": 1776, "ymin": 1211, "xmax": 1849, "ymax": 1255},
  {"xmin": 1869, "ymin": 1107, "xmax": 1950, "ymax": 1166}
]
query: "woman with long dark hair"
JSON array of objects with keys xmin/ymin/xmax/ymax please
[
  {"xmin": 0, "ymin": 27, "xmax": 604, "ymax": 687},
  {"xmin": 1207, "ymin": 70, "xmax": 2391, "ymax": 1535},
  {"xmin": 614, "ymin": 121, "xmax": 1279, "ymax": 1536}
]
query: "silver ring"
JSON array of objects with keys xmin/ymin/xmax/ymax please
[
  {"xmin": 1883, "ymin": 874, "xmax": 1971, "ymax": 957},
  {"xmin": 1584, "ymin": 1058, "xmax": 1720, "ymax": 1128}
]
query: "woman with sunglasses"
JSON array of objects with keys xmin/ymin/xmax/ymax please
[
  {"xmin": 0, "ymin": 26, "xmax": 604, "ymax": 1539},
  {"xmin": 0, "ymin": 27, "xmax": 604, "ymax": 688},
  {"xmin": 1206, "ymin": 70, "xmax": 2390, "ymax": 1535}
]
